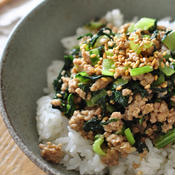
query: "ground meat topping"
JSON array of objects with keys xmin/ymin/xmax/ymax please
[
  {"xmin": 122, "ymin": 88, "xmax": 132, "ymax": 96},
  {"xmin": 51, "ymin": 99, "xmax": 61, "ymax": 107},
  {"xmin": 69, "ymin": 108, "xmax": 101, "ymax": 140},
  {"xmin": 101, "ymin": 148, "xmax": 119, "ymax": 166},
  {"xmin": 132, "ymin": 73, "xmax": 155, "ymax": 88},
  {"xmin": 48, "ymin": 14, "xmax": 175, "ymax": 168},
  {"xmin": 171, "ymin": 96, "xmax": 175, "ymax": 103},
  {"xmin": 39, "ymin": 142, "xmax": 64, "ymax": 163},
  {"xmin": 90, "ymin": 77, "xmax": 113, "ymax": 91},
  {"xmin": 75, "ymin": 88, "xmax": 86, "ymax": 99},
  {"xmin": 103, "ymin": 112, "xmax": 123, "ymax": 133},
  {"xmin": 68, "ymin": 78, "xmax": 79, "ymax": 93},
  {"xmin": 150, "ymin": 101, "xmax": 170, "ymax": 123},
  {"xmin": 125, "ymin": 95, "xmax": 150, "ymax": 120},
  {"xmin": 61, "ymin": 77, "xmax": 70, "ymax": 92}
]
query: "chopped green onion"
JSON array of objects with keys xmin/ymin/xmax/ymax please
[
  {"xmin": 142, "ymin": 35, "xmax": 153, "ymax": 49},
  {"xmin": 159, "ymin": 64, "xmax": 175, "ymax": 76},
  {"xmin": 130, "ymin": 66, "xmax": 153, "ymax": 76},
  {"xmin": 134, "ymin": 17, "xmax": 157, "ymax": 31},
  {"xmin": 89, "ymin": 48, "xmax": 100, "ymax": 65},
  {"xmin": 124, "ymin": 128, "xmax": 135, "ymax": 145},
  {"xmin": 105, "ymin": 49, "xmax": 114, "ymax": 56},
  {"xmin": 65, "ymin": 94, "xmax": 75, "ymax": 117},
  {"xmin": 128, "ymin": 23, "xmax": 135, "ymax": 33},
  {"xmin": 129, "ymin": 41, "xmax": 141, "ymax": 54},
  {"xmin": 93, "ymin": 135, "xmax": 106, "ymax": 156},
  {"xmin": 129, "ymin": 34, "xmax": 153, "ymax": 54},
  {"xmin": 87, "ymin": 89, "xmax": 107, "ymax": 107},
  {"xmin": 113, "ymin": 78, "xmax": 128, "ymax": 88},
  {"xmin": 75, "ymin": 72, "xmax": 91, "ymax": 83},
  {"xmin": 162, "ymin": 31, "xmax": 175, "ymax": 51},
  {"xmin": 102, "ymin": 59, "xmax": 115, "ymax": 76},
  {"xmin": 155, "ymin": 129, "xmax": 175, "ymax": 149}
]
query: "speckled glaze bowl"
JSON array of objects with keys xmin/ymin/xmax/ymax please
[{"xmin": 0, "ymin": 0, "xmax": 175, "ymax": 174}]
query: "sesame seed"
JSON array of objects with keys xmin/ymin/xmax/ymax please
[
  {"xmin": 116, "ymin": 86, "xmax": 122, "ymax": 91},
  {"xmin": 90, "ymin": 54, "xmax": 96, "ymax": 58},
  {"xmin": 161, "ymin": 81, "xmax": 167, "ymax": 88},
  {"xmin": 56, "ymin": 93, "xmax": 62, "ymax": 98},
  {"xmin": 161, "ymin": 62, "xmax": 165, "ymax": 68},
  {"xmin": 154, "ymin": 75, "xmax": 158, "ymax": 81},
  {"xmin": 144, "ymin": 84, "xmax": 150, "ymax": 89}
]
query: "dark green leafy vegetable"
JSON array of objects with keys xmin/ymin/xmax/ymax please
[
  {"xmin": 89, "ymin": 27, "xmax": 114, "ymax": 47},
  {"xmin": 65, "ymin": 94, "xmax": 75, "ymax": 118},
  {"xmin": 155, "ymin": 129, "xmax": 175, "ymax": 149},
  {"xmin": 129, "ymin": 81, "xmax": 148, "ymax": 97},
  {"xmin": 101, "ymin": 118, "xmax": 118, "ymax": 125},
  {"xmin": 152, "ymin": 72, "xmax": 165, "ymax": 86},
  {"xmin": 113, "ymin": 90, "xmax": 129, "ymax": 107},
  {"xmin": 75, "ymin": 72, "xmax": 102, "ymax": 84},
  {"xmin": 64, "ymin": 55, "xmax": 74, "ymax": 69},
  {"xmin": 134, "ymin": 133, "xmax": 147, "ymax": 153},
  {"xmin": 106, "ymin": 103, "xmax": 116, "ymax": 113},
  {"xmin": 70, "ymin": 46, "xmax": 80, "ymax": 56},
  {"xmin": 53, "ymin": 55, "xmax": 74, "ymax": 92},
  {"xmin": 83, "ymin": 117, "xmax": 104, "ymax": 134}
]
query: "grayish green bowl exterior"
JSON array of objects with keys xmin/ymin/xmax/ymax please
[{"xmin": 0, "ymin": 0, "xmax": 175, "ymax": 174}]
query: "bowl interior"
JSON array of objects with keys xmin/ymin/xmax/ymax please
[{"xmin": 0, "ymin": 0, "xmax": 175, "ymax": 174}]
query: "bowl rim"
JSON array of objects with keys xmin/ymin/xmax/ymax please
[{"xmin": 0, "ymin": 0, "xmax": 56, "ymax": 174}]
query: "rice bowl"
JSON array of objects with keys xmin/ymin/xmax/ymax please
[{"xmin": 36, "ymin": 9, "xmax": 175, "ymax": 175}]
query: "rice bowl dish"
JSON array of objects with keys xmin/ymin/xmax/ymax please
[{"xmin": 36, "ymin": 9, "xmax": 175, "ymax": 175}]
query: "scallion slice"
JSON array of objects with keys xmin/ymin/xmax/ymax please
[
  {"xmin": 155, "ymin": 129, "xmax": 175, "ymax": 149},
  {"xmin": 124, "ymin": 128, "xmax": 135, "ymax": 145},
  {"xmin": 93, "ymin": 135, "xmax": 106, "ymax": 156},
  {"xmin": 134, "ymin": 17, "xmax": 156, "ymax": 31},
  {"xmin": 162, "ymin": 31, "xmax": 175, "ymax": 51},
  {"xmin": 130, "ymin": 66, "xmax": 153, "ymax": 76},
  {"xmin": 159, "ymin": 64, "xmax": 175, "ymax": 76},
  {"xmin": 102, "ymin": 59, "xmax": 115, "ymax": 76},
  {"xmin": 89, "ymin": 48, "xmax": 100, "ymax": 65}
]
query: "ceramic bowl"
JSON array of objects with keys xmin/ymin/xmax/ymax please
[{"xmin": 0, "ymin": 0, "xmax": 175, "ymax": 174}]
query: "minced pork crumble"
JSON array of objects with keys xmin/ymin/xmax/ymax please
[{"xmin": 39, "ymin": 16, "xmax": 175, "ymax": 166}]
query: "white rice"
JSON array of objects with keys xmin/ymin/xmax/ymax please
[{"xmin": 36, "ymin": 9, "xmax": 175, "ymax": 175}]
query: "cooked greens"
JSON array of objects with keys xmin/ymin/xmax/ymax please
[{"xmin": 52, "ymin": 16, "xmax": 175, "ymax": 162}]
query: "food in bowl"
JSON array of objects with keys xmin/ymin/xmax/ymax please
[{"xmin": 36, "ymin": 9, "xmax": 175, "ymax": 175}]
